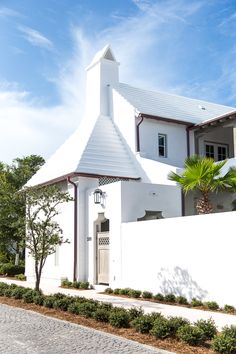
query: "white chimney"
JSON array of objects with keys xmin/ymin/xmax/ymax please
[{"xmin": 85, "ymin": 45, "xmax": 119, "ymax": 117}]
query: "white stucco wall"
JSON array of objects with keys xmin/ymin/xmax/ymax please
[
  {"xmin": 120, "ymin": 181, "xmax": 181, "ymax": 222},
  {"xmin": 86, "ymin": 181, "xmax": 182, "ymax": 286},
  {"xmin": 112, "ymin": 89, "xmax": 137, "ymax": 152},
  {"xmin": 119, "ymin": 211, "xmax": 236, "ymax": 307},
  {"xmin": 139, "ymin": 119, "xmax": 187, "ymax": 167}
]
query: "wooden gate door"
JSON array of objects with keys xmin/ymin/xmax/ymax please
[{"xmin": 97, "ymin": 231, "xmax": 109, "ymax": 284}]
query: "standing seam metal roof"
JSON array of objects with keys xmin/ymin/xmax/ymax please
[{"xmin": 115, "ymin": 83, "xmax": 235, "ymax": 124}]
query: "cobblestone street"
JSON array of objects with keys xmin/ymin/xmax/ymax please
[{"xmin": 0, "ymin": 304, "xmax": 172, "ymax": 354}]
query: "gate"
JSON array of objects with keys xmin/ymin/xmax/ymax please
[{"xmin": 97, "ymin": 231, "xmax": 109, "ymax": 284}]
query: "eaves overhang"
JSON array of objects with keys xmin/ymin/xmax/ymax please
[
  {"xmin": 139, "ymin": 113, "xmax": 194, "ymax": 127},
  {"xmin": 28, "ymin": 172, "xmax": 140, "ymax": 188},
  {"xmin": 188, "ymin": 110, "xmax": 236, "ymax": 131}
]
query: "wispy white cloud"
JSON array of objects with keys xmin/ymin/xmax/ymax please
[
  {"xmin": 18, "ymin": 25, "xmax": 53, "ymax": 50},
  {"xmin": 0, "ymin": 7, "xmax": 21, "ymax": 17}
]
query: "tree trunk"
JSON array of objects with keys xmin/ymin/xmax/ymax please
[
  {"xmin": 14, "ymin": 253, "xmax": 19, "ymax": 266},
  {"xmin": 196, "ymin": 191, "xmax": 213, "ymax": 214},
  {"xmin": 14, "ymin": 242, "xmax": 19, "ymax": 265},
  {"xmin": 34, "ymin": 261, "xmax": 40, "ymax": 291}
]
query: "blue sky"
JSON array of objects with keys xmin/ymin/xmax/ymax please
[{"xmin": 1, "ymin": 0, "xmax": 236, "ymax": 163}]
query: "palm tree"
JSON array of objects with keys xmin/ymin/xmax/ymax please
[{"xmin": 168, "ymin": 155, "xmax": 236, "ymax": 214}]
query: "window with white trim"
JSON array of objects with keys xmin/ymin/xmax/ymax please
[
  {"xmin": 205, "ymin": 142, "xmax": 228, "ymax": 161},
  {"xmin": 158, "ymin": 133, "xmax": 167, "ymax": 157}
]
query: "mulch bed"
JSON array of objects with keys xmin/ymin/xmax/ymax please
[
  {"xmin": 0, "ymin": 296, "xmax": 215, "ymax": 354},
  {"xmin": 102, "ymin": 293, "xmax": 236, "ymax": 316}
]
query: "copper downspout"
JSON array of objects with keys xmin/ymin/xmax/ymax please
[
  {"xmin": 67, "ymin": 177, "xmax": 78, "ymax": 282},
  {"xmin": 136, "ymin": 115, "xmax": 144, "ymax": 152}
]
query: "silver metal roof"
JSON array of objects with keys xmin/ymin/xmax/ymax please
[{"xmin": 115, "ymin": 83, "xmax": 235, "ymax": 124}]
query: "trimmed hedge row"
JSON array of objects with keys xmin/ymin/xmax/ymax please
[
  {"xmin": 105, "ymin": 288, "xmax": 235, "ymax": 315},
  {"xmin": 61, "ymin": 279, "xmax": 90, "ymax": 290},
  {"xmin": 0, "ymin": 282, "xmax": 235, "ymax": 353}
]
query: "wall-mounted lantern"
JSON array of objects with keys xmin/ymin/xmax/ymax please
[{"xmin": 93, "ymin": 189, "xmax": 104, "ymax": 204}]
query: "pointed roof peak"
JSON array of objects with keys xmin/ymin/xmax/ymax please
[{"xmin": 86, "ymin": 44, "xmax": 118, "ymax": 70}]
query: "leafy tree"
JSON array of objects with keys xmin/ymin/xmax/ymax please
[
  {"xmin": 168, "ymin": 155, "xmax": 236, "ymax": 214},
  {"xmin": 25, "ymin": 185, "xmax": 73, "ymax": 291},
  {"xmin": 0, "ymin": 155, "xmax": 45, "ymax": 263}
]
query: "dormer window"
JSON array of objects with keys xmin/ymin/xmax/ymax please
[{"xmin": 158, "ymin": 133, "xmax": 167, "ymax": 158}]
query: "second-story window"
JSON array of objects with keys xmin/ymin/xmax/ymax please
[
  {"xmin": 158, "ymin": 133, "xmax": 167, "ymax": 157},
  {"xmin": 205, "ymin": 142, "xmax": 228, "ymax": 161}
]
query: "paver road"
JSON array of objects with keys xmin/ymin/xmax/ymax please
[{"xmin": 0, "ymin": 304, "xmax": 173, "ymax": 354}]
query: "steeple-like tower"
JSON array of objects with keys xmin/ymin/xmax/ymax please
[{"xmin": 85, "ymin": 45, "xmax": 119, "ymax": 117}]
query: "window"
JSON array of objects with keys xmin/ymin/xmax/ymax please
[
  {"xmin": 204, "ymin": 142, "xmax": 228, "ymax": 161},
  {"xmin": 158, "ymin": 133, "xmax": 167, "ymax": 157},
  {"xmin": 205, "ymin": 144, "xmax": 215, "ymax": 159},
  {"xmin": 218, "ymin": 146, "xmax": 227, "ymax": 161}
]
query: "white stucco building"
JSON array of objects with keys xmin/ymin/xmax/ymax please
[{"xmin": 25, "ymin": 46, "xmax": 236, "ymax": 303}]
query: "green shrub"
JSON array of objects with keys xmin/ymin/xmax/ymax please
[
  {"xmin": 22, "ymin": 290, "xmax": 39, "ymax": 303},
  {"xmin": 15, "ymin": 274, "xmax": 26, "ymax": 281},
  {"xmin": 11, "ymin": 286, "xmax": 27, "ymax": 299},
  {"xmin": 72, "ymin": 296, "xmax": 88, "ymax": 304},
  {"xmin": 0, "ymin": 282, "xmax": 9, "ymax": 295},
  {"xmin": 53, "ymin": 297, "xmax": 73, "ymax": 311},
  {"xmin": 75, "ymin": 302, "xmax": 98, "ymax": 317},
  {"xmin": 119, "ymin": 288, "xmax": 131, "ymax": 295},
  {"xmin": 167, "ymin": 316, "xmax": 190, "ymax": 336},
  {"xmin": 72, "ymin": 281, "xmax": 81, "ymax": 289},
  {"xmin": 98, "ymin": 302, "xmax": 113, "ymax": 311},
  {"xmin": 93, "ymin": 308, "xmax": 110, "ymax": 322},
  {"xmin": 177, "ymin": 324, "xmax": 205, "ymax": 346},
  {"xmin": 224, "ymin": 305, "xmax": 235, "ymax": 313},
  {"xmin": 43, "ymin": 296, "xmax": 56, "ymax": 308},
  {"xmin": 61, "ymin": 279, "xmax": 73, "ymax": 287},
  {"xmin": 212, "ymin": 325, "xmax": 236, "ymax": 354},
  {"xmin": 4, "ymin": 288, "xmax": 13, "ymax": 297},
  {"xmin": 1, "ymin": 263, "xmax": 25, "ymax": 276},
  {"xmin": 191, "ymin": 298, "xmax": 203, "ymax": 307},
  {"xmin": 131, "ymin": 313, "xmax": 160, "ymax": 334},
  {"xmin": 113, "ymin": 288, "xmax": 121, "ymax": 295},
  {"xmin": 9, "ymin": 283, "xmax": 18, "ymax": 290},
  {"xmin": 153, "ymin": 293, "xmax": 164, "ymax": 302},
  {"xmin": 142, "ymin": 291, "xmax": 153, "ymax": 299},
  {"xmin": 109, "ymin": 308, "xmax": 130, "ymax": 328},
  {"xmin": 79, "ymin": 281, "xmax": 89, "ymax": 289},
  {"xmin": 0, "ymin": 253, "xmax": 9, "ymax": 264},
  {"xmin": 176, "ymin": 296, "xmax": 189, "ymax": 305},
  {"xmin": 194, "ymin": 318, "xmax": 217, "ymax": 340},
  {"xmin": 128, "ymin": 289, "xmax": 142, "ymax": 298},
  {"xmin": 68, "ymin": 302, "xmax": 79, "ymax": 314},
  {"xmin": 150, "ymin": 317, "xmax": 173, "ymax": 339},
  {"xmin": 33, "ymin": 294, "xmax": 45, "ymax": 306},
  {"xmin": 128, "ymin": 306, "xmax": 144, "ymax": 321},
  {"xmin": 205, "ymin": 301, "xmax": 219, "ymax": 311},
  {"xmin": 164, "ymin": 293, "xmax": 176, "ymax": 303},
  {"xmin": 148, "ymin": 312, "xmax": 163, "ymax": 322},
  {"xmin": 104, "ymin": 287, "xmax": 113, "ymax": 294},
  {"xmin": 53, "ymin": 292, "xmax": 67, "ymax": 300}
]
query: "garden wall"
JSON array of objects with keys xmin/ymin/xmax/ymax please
[{"xmin": 118, "ymin": 211, "xmax": 236, "ymax": 307}]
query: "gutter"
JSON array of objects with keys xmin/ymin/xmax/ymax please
[
  {"xmin": 136, "ymin": 114, "xmax": 144, "ymax": 152},
  {"xmin": 67, "ymin": 177, "xmax": 78, "ymax": 282}
]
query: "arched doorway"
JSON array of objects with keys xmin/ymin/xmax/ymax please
[{"xmin": 94, "ymin": 213, "xmax": 110, "ymax": 284}]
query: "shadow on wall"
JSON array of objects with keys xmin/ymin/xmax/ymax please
[{"xmin": 157, "ymin": 266, "xmax": 208, "ymax": 300}]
